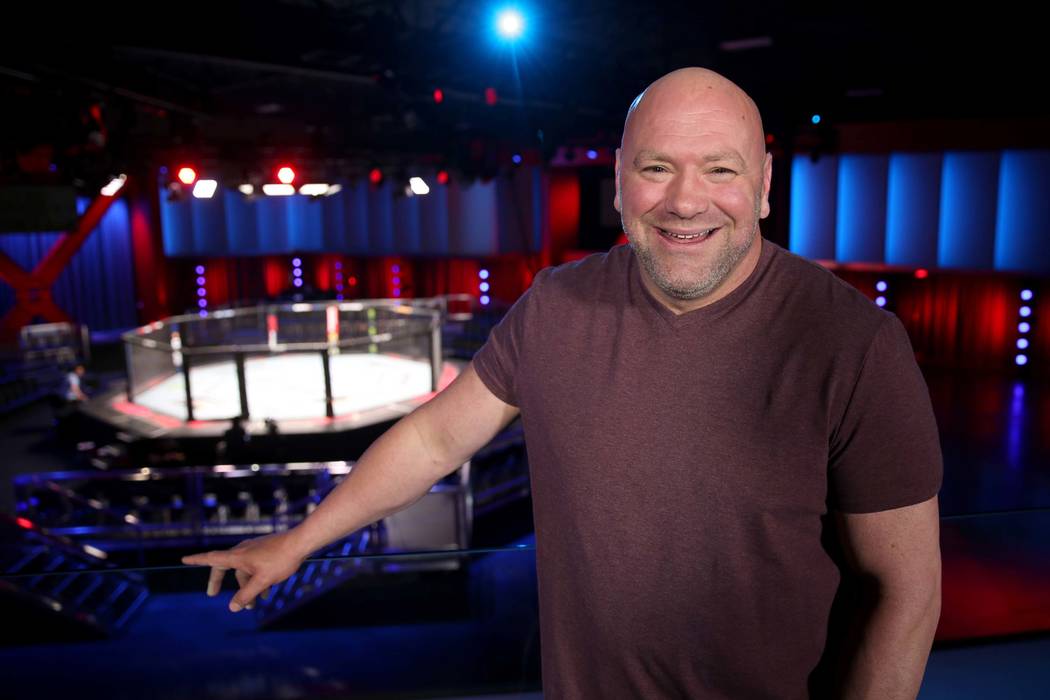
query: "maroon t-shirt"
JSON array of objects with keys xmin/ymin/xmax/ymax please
[{"xmin": 473, "ymin": 239, "xmax": 942, "ymax": 699}]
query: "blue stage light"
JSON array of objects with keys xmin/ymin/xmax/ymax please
[{"xmin": 495, "ymin": 8, "xmax": 525, "ymax": 40}]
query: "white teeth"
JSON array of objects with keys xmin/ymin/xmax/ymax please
[{"xmin": 661, "ymin": 228, "xmax": 714, "ymax": 240}]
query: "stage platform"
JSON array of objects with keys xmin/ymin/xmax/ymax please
[{"xmin": 82, "ymin": 356, "xmax": 462, "ymax": 440}]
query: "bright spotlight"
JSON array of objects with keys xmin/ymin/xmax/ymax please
[
  {"xmin": 262, "ymin": 184, "xmax": 295, "ymax": 196},
  {"xmin": 100, "ymin": 174, "xmax": 127, "ymax": 196},
  {"xmin": 192, "ymin": 179, "xmax": 218, "ymax": 199},
  {"xmin": 277, "ymin": 166, "xmax": 296, "ymax": 184},
  {"xmin": 299, "ymin": 183, "xmax": 330, "ymax": 196},
  {"xmin": 409, "ymin": 177, "xmax": 430, "ymax": 195},
  {"xmin": 177, "ymin": 167, "xmax": 197, "ymax": 185},
  {"xmin": 495, "ymin": 7, "xmax": 525, "ymax": 40}
]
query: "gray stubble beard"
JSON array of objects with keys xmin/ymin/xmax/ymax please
[{"xmin": 626, "ymin": 197, "xmax": 762, "ymax": 301}]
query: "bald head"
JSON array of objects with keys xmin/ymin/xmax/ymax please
[
  {"xmin": 622, "ymin": 68, "xmax": 766, "ymax": 164},
  {"xmin": 613, "ymin": 67, "xmax": 773, "ymax": 313}
]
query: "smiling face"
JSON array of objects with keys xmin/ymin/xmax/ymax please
[{"xmin": 615, "ymin": 68, "xmax": 772, "ymax": 313}]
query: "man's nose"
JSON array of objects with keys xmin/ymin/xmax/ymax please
[{"xmin": 663, "ymin": 171, "xmax": 711, "ymax": 220}]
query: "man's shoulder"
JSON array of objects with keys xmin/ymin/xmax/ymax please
[
  {"xmin": 766, "ymin": 242, "xmax": 890, "ymax": 333},
  {"xmin": 533, "ymin": 245, "xmax": 631, "ymax": 301}
]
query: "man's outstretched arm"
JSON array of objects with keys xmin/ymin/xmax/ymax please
[{"xmin": 182, "ymin": 362, "xmax": 519, "ymax": 611}]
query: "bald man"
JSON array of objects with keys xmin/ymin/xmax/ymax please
[{"xmin": 185, "ymin": 68, "xmax": 942, "ymax": 699}]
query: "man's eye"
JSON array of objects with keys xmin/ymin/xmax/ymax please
[
  {"xmin": 642, "ymin": 165, "xmax": 668, "ymax": 173},
  {"xmin": 710, "ymin": 167, "xmax": 736, "ymax": 176}
]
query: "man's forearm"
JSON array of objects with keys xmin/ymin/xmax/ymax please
[
  {"xmin": 284, "ymin": 409, "xmax": 460, "ymax": 559},
  {"xmin": 840, "ymin": 585, "xmax": 941, "ymax": 699}
]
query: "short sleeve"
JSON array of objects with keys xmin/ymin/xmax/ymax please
[
  {"xmin": 471, "ymin": 267, "xmax": 551, "ymax": 407},
  {"xmin": 828, "ymin": 315, "xmax": 943, "ymax": 513}
]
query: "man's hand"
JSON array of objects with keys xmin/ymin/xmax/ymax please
[{"xmin": 182, "ymin": 531, "xmax": 309, "ymax": 612}]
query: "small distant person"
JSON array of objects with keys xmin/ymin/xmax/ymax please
[
  {"xmin": 54, "ymin": 363, "xmax": 88, "ymax": 440},
  {"xmin": 218, "ymin": 415, "xmax": 251, "ymax": 463},
  {"xmin": 64, "ymin": 364, "xmax": 87, "ymax": 403}
]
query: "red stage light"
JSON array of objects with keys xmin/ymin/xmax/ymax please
[
  {"xmin": 915, "ymin": 268, "xmax": 929, "ymax": 279},
  {"xmin": 348, "ymin": 276, "xmax": 358, "ymax": 286},
  {"xmin": 369, "ymin": 168, "xmax": 383, "ymax": 185},
  {"xmin": 277, "ymin": 166, "xmax": 296, "ymax": 184},
  {"xmin": 484, "ymin": 87, "xmax": 498, "ymax": 106},
  {"xmin": 177, "ymin": 167, "xmax": 197, "ymax": 185},
  {"xmin": 437, "ymin": 170, "xmax": 449, "ymax": 185},
  {"xmin": 15, "ymin": 517, "xmax": 33, "ymax": 529},
  {"xmin": 433, "ymin": 88, "xmax": 444, "ymax": 104}
]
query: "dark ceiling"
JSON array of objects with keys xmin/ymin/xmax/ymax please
[{"xmin": 2, "ymin": 0, "xmax": 1046, "ymax": 187}]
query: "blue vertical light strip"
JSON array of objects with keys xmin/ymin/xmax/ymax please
[
  {"xmin": 287, "ymin": 197, "xmax": 324, "ymax": 251},
  {"xmin": 835, "ymin": 154, "xmax": 888, "ymax": 263},
  {"xmin": 321, "ymin": 185, "xmax": 348, "ymax": 251},
  {"xmin": 256, "ymin": 197, "xmax": 290, "ymax": 252},
  {"xmin": 224, "ymin": 189, "xmax": 259, "ymax": 254},
  {"xmin": 419, "ymin": 179, "xmax": 450, "ymax": 255},
  {"xmin": 789, "ymin": 155, "xmax": 838, "ymax": 260},
  {"xmin": 344, "ymin": 183, "xmax": 370, "ymax": 253},
  {"xmin": 885, "ymin": 152, "xmax": 941, "ymax": 266},
  {"xmin": 937, "ymin": 151, "xmax": 999, "ymax": 269},
  {"xmin": 367, "ymin": 182, "xmax": 395, "ymax": 254},
  {"xmin": 191, "ymin": 195, "xmax": 226, "ymax": 255},
  {"xmin": 160, "ymin": 196, "xmax": 193, "ymax": 256},
  {"xmin": 393, "ymin": 190, "xmax": 423, "ymax": 254},
  {"xmin": 93, "ymin": 198, "xmax": 136, "ymax": 329},
  {"xmin": 450, "ymin": 179, "xmax": 499, "ymax": 255},
  {"xmin": 1006, "ymin": 382, "xmax": 1025, "ymax": 468},
  {"xmin": 994, "ymin": 150, "xmax": 1050, "ymax": 273}
]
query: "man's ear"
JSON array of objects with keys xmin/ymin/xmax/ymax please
[
  {"xmin": 614, "ymin": 148, "xmax": 623, "ymax": 213},
  {"xmin": 759, "ymin": 151, "xmax": 772, "ymax": 219}
]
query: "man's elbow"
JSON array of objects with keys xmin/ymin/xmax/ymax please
[{"xmin": 876, "ymin": 559, "xmax": 942, "ymax": 638}]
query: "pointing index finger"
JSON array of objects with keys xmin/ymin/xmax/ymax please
[{"xmin": 182, "ymin": 551, "xmax": 237, "ymax": 568}]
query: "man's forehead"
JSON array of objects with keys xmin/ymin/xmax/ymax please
[
  {"xmin": 625, "ymin": 109, "xmax": 758, "ymax": 162},
  {"xmin": 622, "ymin": 69, "xmax": 764, "ymax": 155}
]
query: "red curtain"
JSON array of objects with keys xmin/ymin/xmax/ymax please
[
  {"xmin": 165, "ymin": 254, "xmax": 1047, "ymax": 378},
  {"xmin": 834, "ymin": 268, "xmax": 1044, "ymax": 373}
]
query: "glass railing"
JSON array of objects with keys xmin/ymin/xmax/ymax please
[
  {"xmin": 0, "ymin": 534, "xmax": 542, "ymax": 700},
  {"xmin": 3, "ymin": 509, "xmax": 1048, "ymax": 699}
]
